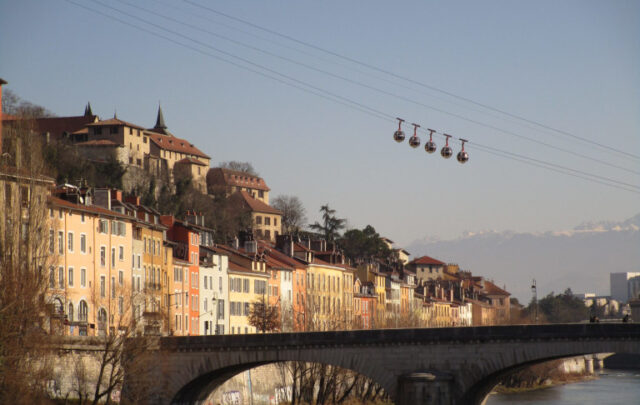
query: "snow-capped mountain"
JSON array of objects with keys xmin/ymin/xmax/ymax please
[{"xmin": 406, "ymin": 214, "xmax": 640, "ymax": 302}]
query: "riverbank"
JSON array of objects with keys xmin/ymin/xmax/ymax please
[
  {"xmin": 492, "ymin": 357, "xmax": 595, "ymax": 394},
  {"xmin": 486, "ymin": 369, "xmax": 640, "ymax": 405}
]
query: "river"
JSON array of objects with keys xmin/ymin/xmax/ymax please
[{"xmin": 485, "ymin": 369, "xmax": 640, "ymax": 405}]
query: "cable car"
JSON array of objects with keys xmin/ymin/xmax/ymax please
[
  {"xmin": 457, "ymin": 139, "xmax": 469, "ymax": 163},
  {"xmin": 441, "ymin": 134, "xmax": 453, "ymax": 158},
  {"xmin": 393, "ymin": 118, "xmax": 405, "ymax": 143},
  {"xmin": 408, "ymin": 123, "xmax": 421, "ymax": 148},
  {"xmin": 425, "ymin": 128, "xmax": 437, "ymax": 153}
]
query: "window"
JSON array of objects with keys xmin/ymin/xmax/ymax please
[
  {"xmin": 119, "ymin": 270, "xmax": 124, "ymax": 286},
  {"xmin": 68, "ymin": 267, "xmax": 74, "ymax": 287},
  {"xmin": 111, "ymin": 277, "xmax": 116, "ymax": 298},
  {"xmin": 49, "ymin": 267, "xmax": 55, "ymax": 288},
  {"xmin": 100, "ymin": 276, "xmax": 106, "ymax": 297},
  {"xmin": 58, "ymin": 267, "xmax": 64, "ymax": 289},
  {"xmin": 68, "ymin": 302, "xmax": 74, "ymax": 322},
  {"xmin": 243, "ymin": 279, "xmax": 250, "ymax": 293},
  {"xmin": 118, "ymin": 297, "xmax": 123, "ymax": 315},
  {"xmin": 143, "ymin": 136, "xmax": 148, "ymax": 143},
  {"xmin": 68, "ymin": 232, "xmax": 74, "ymax": 253},
  {"xmin": 265, "ymin": 230, "xmax": 270, "ymax": 239},
  {"xmin": 95, "ymin": 127, "xmax": 102, "ymax": 135},
  {"xmin": 143, "ymin": 237, "xmax": 147, "ymax": 253},
  {"xmin": 119, "ymin": 246, "xmax": 124, "ymax": 261},
  {"xmin": 219, "ymin": 277, "xmax": 223, "ymax": 293},
  {"xmin": 58, "ymin": 231, "xmax": 64, "ymax": 255},
  {"xmin": 204, "ymin": 298, "xmax": 208, "ymax": 312},
  {"xmin": 265, "ymin": 217, "xmax": 271, "ymax": 226},
  {"xmin": 81, "ymin": 213, "xmax": 85, "ymax": 223},
  {"xmin": 255, "ymin": 216, "xmax": 262, "ymax": 225},
  {"xmin": 254, "ymin": 280, "xmax": 266, "ymax": 295},
  {"xmin": 80, "ymin": 234, "xmax": 86, "ymax": 253},
  {"xmin": 99, "ymin": 219, "xmax": 108, "ymax": 234},
  {"xmin": 80, "ymin": 268, "xmax": 86, "ymax": 287},
  {"xmin": 110, "ymin": 126, "xmax": 118, "ymax": 134},
  {"xmin": 49, "ymin": 208, "xmax": 53, "ymax": 218},
  {"xmin": 204, "ymin": 277, "xmax": 208, "ymax": 290},
  {"xmin": 111, "ymin": 248, "xmax": 116, "ymax": 267},
  {"xmin": 274, "ymin": 218, "xmax": 278, "ymax": 226},
  {"xmin": 49, "ymin": 229, "xmax": 54, "ymax": 253},
  {"xmin": 100, "ymin": 246, "xmax": 106, "ymax": 267},
  {"xmin": 218, "ymin": 300, "xmax": 225, "ymax": 319},
  {"xmin": 79, "ymin": 301, "xmax": 88, "ymax": 322}
]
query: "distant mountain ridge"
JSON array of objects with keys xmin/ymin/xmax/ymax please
[{"xmin": 406, "ymin": 214, "xmax": 640, "ymax": 302}]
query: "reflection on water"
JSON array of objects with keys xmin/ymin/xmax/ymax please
[{"xmin": 485, "ymin": 370, "xmax": 640, "ymax": 405}]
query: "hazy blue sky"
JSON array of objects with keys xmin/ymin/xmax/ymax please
[{"xmin": 1, "ymin": 0, "xmax": 638, "ymax": 248}]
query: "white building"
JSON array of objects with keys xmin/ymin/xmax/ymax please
[
  {"xmin": 459, "ymin": 302, "xmax": 473, "ymax": 326},
  {"xmin": 200, "ymin": 249, "xmax": 229, "ymax": 335},
  {"xmin": 279, "ymin": 268, "xmax": 293, "ymax": 332},
  {"xmin": 610, "ymin": 272, "xmax": 640, "ymax": 303}
]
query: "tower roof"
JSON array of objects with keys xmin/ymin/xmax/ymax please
[
  {"xmin": 151, "ymin": 105, "xmax": 172, "ymax": 135},
  {"xmin": 84, "ymin": 102, "xmax": 93, "ymax": 117}
]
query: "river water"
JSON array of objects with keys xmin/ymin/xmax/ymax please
[{"xmin": 485, "ymin": 370, "xmax": 640, "ymax": 405}]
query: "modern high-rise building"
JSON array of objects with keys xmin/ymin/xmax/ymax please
[{"xmin": 610, "ymin": 272, "xmax": 640, "ymax": 303}]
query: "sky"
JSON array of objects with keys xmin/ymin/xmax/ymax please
[{"xmin": 1, "ymin": 0, "xmax": 639, "ymax": 248}]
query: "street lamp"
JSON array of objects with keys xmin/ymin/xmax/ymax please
[{"xmin": 531, "ymin": 279, "xmax": 538, "ymax": 324}]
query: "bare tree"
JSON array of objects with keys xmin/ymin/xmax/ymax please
[
  {"xmin": 272, "ymin": 195, "xmax": 307, "ymax": 234},
  {"xmin": 218, "ymin": 161, "xmax": 258, "ymax": 176},
  {"xmin": 1, "ymin": 89, "xmax": 56, "ymax": 118},
  {"xmin": 248, "ymin": 295, "xmax": 281, "ymax": 333},
  {"xmin": 0, "ymin": 119, "xmax": 56, "ymax": 404}
]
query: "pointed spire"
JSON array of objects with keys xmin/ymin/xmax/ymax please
[
  {"xmin": 154, "ymin": 103, "xmax": 167, "ymax": 130},
  {"xmin": 84, "ymin": 102, "xmax": 93, "ymax": 117},
  {"xmin": 114, "ymin": 109, "xmax": 118, "ymax": 119}
]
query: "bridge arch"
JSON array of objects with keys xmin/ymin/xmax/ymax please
[
  {"xmin": 171, "ymin": 359, "xmax": 390, "ymax": 404},
  {"xmin": 123, "ymin": 324, "xmax": 640, "ymax": 405}
]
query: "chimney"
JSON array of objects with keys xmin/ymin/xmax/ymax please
[
  {"xmin": 94, "ymin": 188, "xmax": 111, "ymax": 210},
  {"xmin": 125, "ymin": 195, "xmax": 140, "ymax": 205},
  {"xmin": 244, "ymin": 240, "xmax": 257, "ymax": 254},
  {"xmin": 112, "ymin": 189, "xmax": 122, "ymax": 202},
  {"xmin": 0, "ymin": 78, "xmax": 6, "ymax": 154}
]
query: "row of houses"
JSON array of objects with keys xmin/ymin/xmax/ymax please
[{"xmin": 0, "ymin": 83, "xmax": 511, "ymax": 337}]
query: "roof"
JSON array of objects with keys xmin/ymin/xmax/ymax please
[
  {"xmin": 176, "ymin": 157, "xmax": 207, "ymax": 166},
  {"xmin": 207, "ymin": 167, "xmax": 270, "ymax": 191},
  {"xmin": 482, "ymin": 280, "xmax": 511, "ymax": 296},
  {"xmin": 2, "ymin": 115, "xmax": 98, "ymax": 141},
  {"xmin": 147, "ymin": 131, "xmax": 210, "ymax": 159},
  {"xmin": 76, "ymin": 139, "xmax": 122, "ymax": 147},
  {"xmin": 87, "ymin": 118, "xmax": 146, "ymax": 130},
  {"xmin": 409, "ymin": 255, "xmax": 446, "ymax": 266},
  {"xmin": 234, "ymin": 190, "xmax": 282, "ymax": 215},
  {"xmin": 48, "ymin": 196, "xmax": 130, "ymax": 219}
]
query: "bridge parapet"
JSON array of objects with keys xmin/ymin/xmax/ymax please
[{"xmin": 123, "ymin": 324, "xmax": 640, "ymax": 405}]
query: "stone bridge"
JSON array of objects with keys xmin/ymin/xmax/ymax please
[{"xmin": 123, "ymin": 324, "xmax": 640, "ymax": 405}]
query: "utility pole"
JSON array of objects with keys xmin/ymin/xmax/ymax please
[{"xmin": 531, "ymin": 279, "xmax": 538, "ymax": 324}]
